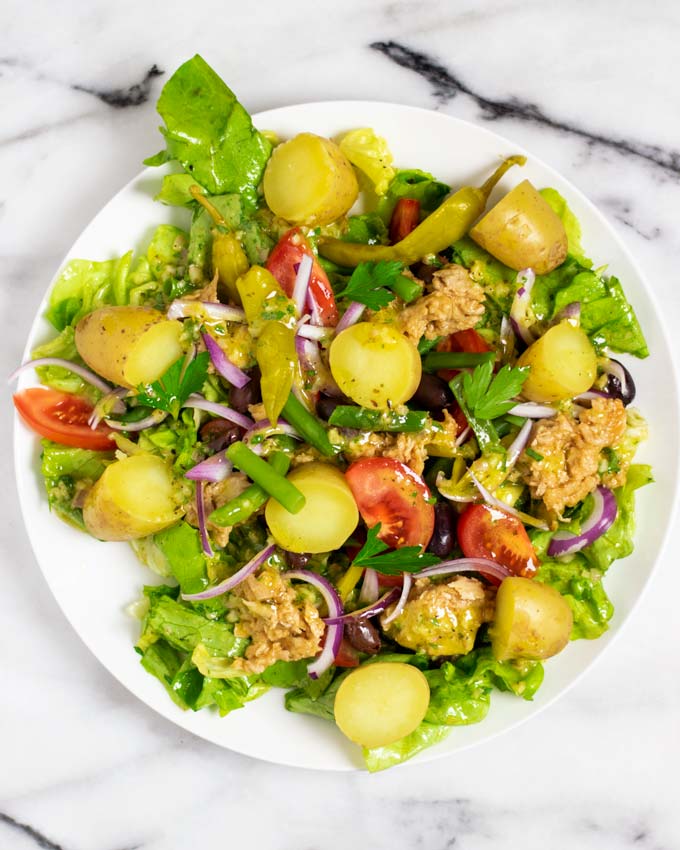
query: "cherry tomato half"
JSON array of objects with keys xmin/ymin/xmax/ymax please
[
  {"xmin": 457, "ymin": 503, "xmax": 539, "ymax": 578},
  {"xmin": 266, "ymin": 227, "xmax": 338, "ymax": 326},
  {"xmin": 389, "ymin": 198, "xmax": 420, "ymax": 244},
  {"xmin": 14, "ymin": 388, "xmax": 114, "ymax": 451},
  {"xmin": 345, "ymin": 457, "xmax": 435, "ymax": 549},
  {"xmin": 334, "ymin": 638, "xmax": 361, "ymax": 668}
]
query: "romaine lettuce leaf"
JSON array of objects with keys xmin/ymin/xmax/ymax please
[
  {"xmin": 343, "ymin": 212, "xmax": 389, "ymax": 245},
  {"xmin": 152, "ymin": 522, "xmax": 208, "ymax": 595},
  {"xmin": 363, "ymin": 724, "xmax": 451, "ymax": 772},
  {"xmin": 540, "ymin": 188, "xmax": 592, "ymax": 267},
  {"xmin": 149, "ymin": 54, "xmax": 272, "ymax": 204},
  {"xmin": 40, "ymin": 439, "xmax": 111, "ymax": 529},
  {"xmin": 32, "ymin": 326, "xmax": 91, "ymax": 396}
]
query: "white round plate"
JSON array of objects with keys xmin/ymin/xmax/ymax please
[{"xmin": 14, "ymin": 102, "xmax": 679, "ymax": 771}]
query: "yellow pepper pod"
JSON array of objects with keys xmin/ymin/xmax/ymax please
[
  {"xmin": 256, "ymin": 321, "xmax": 297, "ymax": 423},
  {"xmin": 235, "ymin": 266, "xmax": 296, "ymax": 327},
  {"xmin": 212, "ymin": 232, "xmax": 249, "ymax": 304},
  {"xmin": 318, "ymin": 154, "xmax": 526, "ymax": 268}
]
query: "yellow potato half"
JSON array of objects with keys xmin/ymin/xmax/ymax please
[
  {"xmin": 83, "ymin": 453, "xmax": 179, "ymax": 541},
  {"xmin": 518, "ymin": 321, "xmax": 597, "ymax": 402},
  {"xmin": 490, "ymin": 577, "xmax": 573, "ymax": 662},
  {"xmin": 75, "ymin": 306, "xmax": 183, "ymax": 388},
  {"xmin": 265, "ymin": 462, "xmax": 358, "ymax": 553},
  {"xmin": 334, "ymin": 663, "xmax": 430, "ymax": 749},
  {"xmin": 470, "ymin": 179, "xmax": 568, "ymax": 274},
  {"xmin": 263, "ymin": 133, "xmax": 359, "ymax": 226}
]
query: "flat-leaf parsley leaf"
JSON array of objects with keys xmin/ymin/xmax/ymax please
[
  {"xmin": 136, "ymin": 351, "xmax": 210, "ymax": 416},
  {"xmin": 336, "ymin": 260, "xmax": 405, "ymax": 310},
  {"xmin": 351, "ymin": 524, "xmax": 439, "ymax": 575}
]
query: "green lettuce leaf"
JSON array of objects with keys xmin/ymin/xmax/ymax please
[
  {"xmin": 40, "ymin": 439, "xmax": 111, "ymax": 529},
  {"xmin": 151, "ymin": 54, "xmax": 272, "ymax": 204},
  {"xmin": 32, "ymin": 326, "xmax": 92, "ymax": 397},
  {"xmin": 343, "ymin": 212, "xmax": 389, "ymax": 245},
  {"xmin": 377, "ymin": 169, "xmax": 450, "ymax": 223},
  {"xmin": 540, "ymin": 188, "xmax": 592, "ymax": 267},
  {"xmin": 363, "ymin": 724, "xmax": 452, "ymax": 772},
  {"xmin": 152, "ymin": 522, "xmax": 208, "ymax": 595},
  {"xmin": 194, "ymin": 673, "xmax": 268, "ymax": 715}
]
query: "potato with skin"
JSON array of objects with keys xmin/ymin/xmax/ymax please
[
  {"xmin": 470, "ymin": 179, "xmax": 568, "ymax": 274},
  {"xmin": 75, "ymin": 306, "xmax": 183, "ymax": 388},
  {"xmin": 263, "ymin": 133, "xmax": 359, "ymax": 226},
  {"xmin": 265, "ymin": 462, "xmax": 358, "ymax": 553},
  {"xmin": 83, "ymin": 454, "xmax": 180, "ymax": 541},
  {"xmin": 334, "ymin": 663, "xmax": 431, "ymax": 748},
  {"xmin": 518, "ymin": 321, "xmax": 597, "ymax": 402},
  {"xmin": 490, "ymin": 577, "xmax": 573, "ymax": 662}
]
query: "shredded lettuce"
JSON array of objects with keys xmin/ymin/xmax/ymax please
[
  {"xmin": 40, "ymin": 440, "xmax": 111, "ymax": 529},
  {"xmin": 147, "ymin": 54, "xmax": 272, "ymax": 205}
]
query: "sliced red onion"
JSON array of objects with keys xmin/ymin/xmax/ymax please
[
  {"xmin": 284, "ymin": 570, "xmax": 343, "ymax": 679},
  {"xmin": 436, "ymin": 470, "xmax": 476, "ymax": 503},
  {"xmin": 296, "ymin": 323, "xmax": 332, "ymax": 341},
  {"xmin": 547, "ymin": 486, "xmax": 617, "ymax": 557},
  {"xmin": 202, "ymin": 332, "xmax": 250, "ymax": 389},
  {"xmin": 556, "ymin": 301, "xmax": 581, "ymax": 326},
  {"xmin": 416, "ymin": 558, "xmax": 511, "ymax": 584},
  {"xmin": 292, "ymin": 254, "xmax": 313, "ymax": 317},
  {"xmin": 183, "ymin": 394, "xmax": 253, "ymax": 429},
  {"xmin": 506, "ymin": 418, "xmax": 534, "ymax": 467},
  {"xmin": 574, "ymin": 389, "xmax": 610, "ymax": 402},
  {"xmin": 89, "ymin": 387, "xmax": 128, "ymax": 428},
  {"xmin": 185, "ymin": 451, "xmax": 233, "ymax": 482},
  {"xmin": 499, "ymin": 315, "xmax": 514, "ymax": 357},
  {"xmin": 243, "ymin": 418, "xmax": 301, "ymax": 443},
  {"xmin": 167, "ymin": 300, "xmax": 246, "ymax": 323},
  {"xmin": 9, "ymin": 357, "xmax": 113, "ymax": 395},
  {"xmin": 469, "ymin": 469, "xmax": 549, "ymax": 530},
  {"xmin": 335, "ymin": 301, "xmax": 366, "ymax": 334},
  {"xmin": 181, "ymin": 544, "xmax": 276, "ymax": 601},
  {"xmin": 508, "ymin": 402, "xmax": 557, "ymax": 418},
  {"xmin": 454, "ymin": 425, "xmax": 472, "ymax": 447},
  {"xmin": 382, "ymin": 573, "xmax": 413, "ymax": 626},
  {"xmin": 104, "ymin": 409, "xmax": 168, "ymax": 431},
  {"xmin": 510, "ymin": 269, "xmax": 536, "ymax": 346},
  {"xmin": 307, "ymin": 289, "xmax": 324, "ymax": 326},
  {"xmin": 359, "ymin": 568, "xmax": 380, "ymax": 605},
  {"xmin": 195, "ymin": 480, "xmax": 214, "ymax": 558},
  {"xmin": 295, "ymin": 335, "xmax": 322, "ymax": 377},
  {"xmin": 323, "ymin": 588, "xmax": 400, "ymax": 625}
]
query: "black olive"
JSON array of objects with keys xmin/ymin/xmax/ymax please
[
  {"xmin": 229, "ymin": 366, "xmax": 262, "ymax": 413},
  {"xmin": 604, "ymin": 360, "xmax": 636, "ymax": 406},
  {"xmin": 283, "ymin": 551, "xmax": 311, "ymax": 569},
  {"xmin": 428, "ymin": 502, "xmax": 456, "ymax": 558},
  {"xmin": 199, "ymin": 419, "xmax": 242, "ymax": 451},
  {"xmin": 345, "ymin": 618, "xmax": 381, "ymax": 654},
  {"xmin": 411, "ymin": 373, "xmax": 454, "ymax": 412}
]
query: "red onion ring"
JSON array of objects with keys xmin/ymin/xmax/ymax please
[
  {"xmin": 556, "ymin": 301, "xmax": 581, "ymax": 326},
  {"xmin": 323, "ymin": 588, "xmax": 400, "ymax": 625},
  {"xmin": 296, "ymin": 323, "xmax": 332, "ymax": 341},
  {"xmin": 9, "ymin": 357, "xmax": 114, "ymax": 395},
  {"xmin": 381, "ymin": 573, "xmax": 413, "ymax": 625},
  {"xmin": 284, "ymin": 569, "xmax": 344, "ymax": 679},
  {"xmin": 167, "ymin": 300, "xmax": 246, "ymax": 323},
  {"xmin": 195, "ymin": 480, "xmax": 214, "ymax": 557},
  {"xmin": 89, "ymin": 387, "xmax": 128, "ymax": 428},
  {"xmin": 185, "ymin": 451, "xmax": 233, "ymax": 482},
  {"xmin": 468, "ymin": 469, "xmax": 549, "ymax": 530},
  {"xmin": 548, "ymin": 486, "xmax": 617, "ymax": 557},
  {"xmin": 508, "ymin": 402, "xmax": 557, "ymax": 419},
  {"xmin": 509, "ymin": 269, "xmax": 536, "ymax": 346},
  {"xmin": 335, "ymin": 301, "xmax": 366, "ymax": 334},
  {"xmin": 574, "ymin": 389, "xmax": 610, "ymax": 402},
  {"xmin": 181, "ymin": 544, "xmax": 276, "ymax": 600},
  {"xmin": 359, "ymin": 568, "xmax": 380, "ymax": 605},
  {"xmin": 183, "ymin": 394, "xmax": 253, "ymax": 430},
  {"xmin": 243, "ymin": 418, "xmax": 301, "ymax": 445},
  {"xmin": 506, "ymin": 418, "xmax": 534, "ymax": 467},
  {"xmin": 435, "ymin": 470, "xmax": 476, "ymax": 503},
  {"xmin": 292, "ymin": 254, "xmax": 313, "ymax": 317},
  {"xmin": 202, "ymin": 333, "xmax": 250, "ymax": 389},
  {"xmin": 415, "ymin": 558, "xmax": 512, "ymax": 583}
]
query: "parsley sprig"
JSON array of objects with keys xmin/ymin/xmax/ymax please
[
  {"xmin": 450, "ymin": 361, "xmax": 529, "ymax": 450},
  {"xmin": 351, "ymin": 524, "xmax": 439, "ymax": 575},
  {"xmin": 336, "ymin": 260, "xmax": 405, "ymax": 310},
  {"xmin": 136, "ymin": 351, "xmax": 210, "ymax": 417}
]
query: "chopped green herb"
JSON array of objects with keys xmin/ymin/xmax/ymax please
[
  {"xmin": 336, "ymin": 260, "xmax": 405, "ymax": 309},
  {"xmin": 136, "ymin": 352, "xmax": 210, "ymax": 417},
  {"xmin": 351, "ymin": 524, "xmax": 439, "ymax": 575},
  {"xmin": 525, "ymin": 447, "xmax": 544, "ymax": 462},
  {"xmin": 460, "ymin": 361, "xmax": 529, "ymax": 421}
]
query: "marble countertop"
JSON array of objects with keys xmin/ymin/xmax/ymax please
[{"xmin": 2, "ymin": 1, "xmax": 680, "ymax": 847}]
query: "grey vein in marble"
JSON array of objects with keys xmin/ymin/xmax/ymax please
[
  {"xmin": 0, "ymin": 812, "xmax": 64, "ymax": 850},
  {"xmin": 370, "ymin": 40, "xmax": 680, "ymax": 180},
  {"xmin": 71, "ymin": 64, "xmax": 164, "ymax": 109}
]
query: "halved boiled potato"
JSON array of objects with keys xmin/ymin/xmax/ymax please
[
  {"xmin": 490, "ymin": 577, "xmax": 573, "ymax": 662},
  {"xmin": 470, "ymin": 179, "xmax": 567, "ymax": 274},
  {"xmin": 518, "ymin": 321, "xmax": 597, "ymax": 402},
  {"xmin": 75, "ymin": 306, "xmax": 183, "ymax": 388},
  {"xmin": 334, "ymin": 662, "xmax": 430, "ymax": 749},
  {"xmin": 263, "ymin": 133, "xmax": 359, "ymax": 226},
  {"xmin": 265, "ymin": 462, "xmax": 358, "ymax": 553},
  {"xmin": 83, "ymin": 453, "xmax": 179, "ymax": 541}
]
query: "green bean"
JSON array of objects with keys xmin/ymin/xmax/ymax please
[
  {"xmin": 209, "ymin": 452, "xmax": 290, "ymax": 527},
  {"xmin": 423, "ymin": 351, "xmax": 495, "ymax": 371},
  {"xmin": 281, "ymin": 392, "xmax": 337, "ymax": 457},
  {"xmin": 226, "ymin": 443, "xmax": 305, "ymax": 514},
  {"xmin": 390, "ymin": 274, "xmax": 422, "ymax": 304},
  {"xmin": 328, "ymin": 406, "xmax": 429, "ymax": 433}
]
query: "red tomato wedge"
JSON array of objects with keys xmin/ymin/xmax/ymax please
[
  {"xmin": 266, "ymin": 227, "xmax": 339, "ymax": 326},
  {"xmin": 457, "ymin": 503, "xmax": 539, "ymax": 578},
  {"xmin": 345, "ymin": 457, "xmax": 435, "ymax": 549},
  {"xmin": 334, "ymin": 638, "xmax": 361, "ymax": 668},
  {"xmin": 14, "ymin": 388, "xmax": 114, "ymax": 451},
  {"xmin": 436, "ymin": 328, "xmax": 491, "ymax": 381},
  {"xmin": 389, "ymin": 198, "xmax": 421, "ymax": 244}
]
